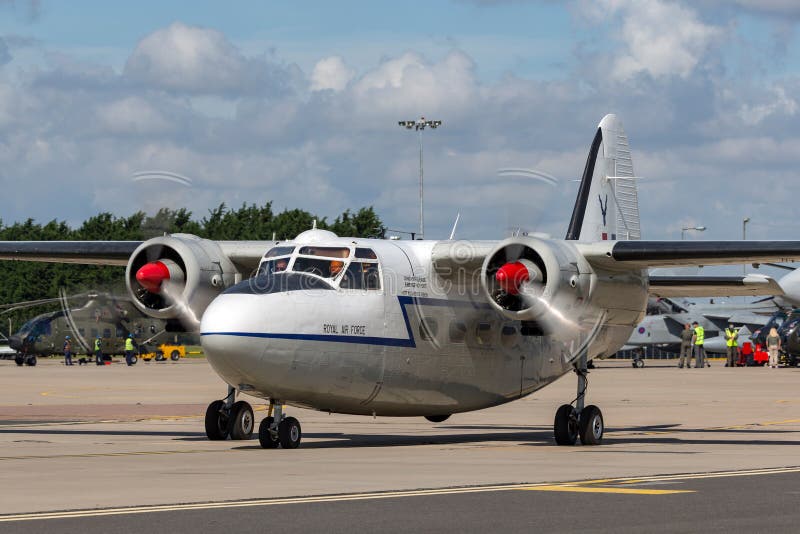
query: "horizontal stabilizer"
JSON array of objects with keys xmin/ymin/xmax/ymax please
[{"xmin": 648, "ymin": 274, "xmax": 782, "ymax": 298}]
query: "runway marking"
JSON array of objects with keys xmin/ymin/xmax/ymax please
[
  {"xmin": 1, "ymin": 465, "xmax": 799, "ymax": 523},
  {"xmin": 0, "ymin": 449, "xmax": 235, "ymax": 462},
  {"xmin": 521, "ymin": 486, "xmax": 691, "ymax": 495}
]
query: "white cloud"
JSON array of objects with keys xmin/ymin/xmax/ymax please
[
  {"xmin": 124, "ymin": 22, "xmax": 303, "ymax": 97},
  {"xmin": 738, "ymin": 86, "xmax": 798, "ymax": 125},
  {"xmin": 310, "ymin": 56, "xmax": 353, "ymax": 92},
  {"xmin": 586, "ymin": 0, "xmax": 724, "ymax": 81}
]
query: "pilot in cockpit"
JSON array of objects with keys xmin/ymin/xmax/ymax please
[
  {"xmin": 329, "ymin": 260, "xmax": 344, "ymax": 278},
  {"xmin": 274, "ymin": 259, "xmax": 288, "ymax": 272}
]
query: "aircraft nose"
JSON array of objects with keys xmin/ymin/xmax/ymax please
[
  {"xmin": 8, "ymin": 335, "xmax": 22, "ymax": 351},
  {"xmin": 201, "ymin": 293, "xmax": 271, "ymax": 386}
]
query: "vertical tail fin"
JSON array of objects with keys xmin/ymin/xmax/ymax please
[{"xmin": 565, "ymin": 114, "xmax": 641, "ymax": 241}]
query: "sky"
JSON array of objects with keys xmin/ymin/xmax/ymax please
[{"xmin": 1, "ymin": 0, "xmax": 799, "ymax": 245}]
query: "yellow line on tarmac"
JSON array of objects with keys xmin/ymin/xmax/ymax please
[{"xmin": 521, "ymin": 486, "xmax": 691, "ymax": 495}]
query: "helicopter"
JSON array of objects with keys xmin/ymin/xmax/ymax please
[{"xmin": 2, "ymin": 291, "xmax": 185, "ymax": 366}]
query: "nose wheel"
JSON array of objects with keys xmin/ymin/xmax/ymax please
[
  {"xmin": 257, "ymin": 401, "xmax": 303, "ymax": 449},
  {"xmin": 553, "ymin": 354, "xmax": 604, "ymax": 445}
]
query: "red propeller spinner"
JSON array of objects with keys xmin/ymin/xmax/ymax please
[
  {"xmin": 495, "ymin": 261, "xmax": 531, "ymax": 295},
  {"xmin": 135, "ymin": 261, "xmax": 171, "ymax": 293}
]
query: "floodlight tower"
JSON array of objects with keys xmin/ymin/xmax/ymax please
[{"xmin": 398, "ymin": 117, "xmax": 442, "ymax": 240}]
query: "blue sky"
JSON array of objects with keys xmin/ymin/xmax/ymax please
[{"xmin": 1, "ymin": 0, "xmax": 799, "ymax": 245}]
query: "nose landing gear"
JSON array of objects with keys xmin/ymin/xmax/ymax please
[
  {"xmin": 553, "ymin": 353, "xmax": 604, "ymax": 446},
  {"xmin": 257, "ymin": 401, "xmax": 302, "ymax": 449}
]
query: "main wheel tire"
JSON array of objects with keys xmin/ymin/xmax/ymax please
[
  {"xmin": 205, "ymin": 400, "xmax": 229, "ymax": 440},
  {"xmin": 229, "ymin": 401, "xmax": 254, "ymax": 440},
  {"xmin": 425, "ymin": 415, "xmax": 450, "ymax": 423},
  {"xmin": 278, "ymin": 416, "xmax": 302, "ymax": 449},
  {"xmin": 25, "ymin": 356, "xmax": 37, "ymax": 367},
  {"xmin": 554, "ymin": 404, "xmax": 578, "ymax": 445},
  {"xmin": 14, "ymin": 355, "xmax": 24, "ymax": 366},
  {"xmin": 155, "ymin": 353, "xmax": 164, "ymax": 362},
  {"xmin": 579, "ymin": 405, "xmax": 604, "ymax": 445},
  {"xmin": 634, "ymin": 359, "xmax": 645, "ymax": 368},
  {"xmin": 170, "ymin": 350, "xmax": 180, "ymax": 361},
  {"xmin": 258, "ymin": 417, "xmax": 279, "ymax": 449}
]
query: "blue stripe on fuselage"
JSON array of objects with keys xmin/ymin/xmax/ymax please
[{"xmin": 200, "ymin": 295, "xmax": 492, "ymax": 347}]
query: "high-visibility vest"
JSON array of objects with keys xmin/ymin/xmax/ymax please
[
  {"xmin": 125, "ymin": 338, "xmax": 134, "ymax": 351},
  {"xmin": 725, "ymin": 328, "xmax": 738, "ymax": 347},
  {"xmin": 694, "ymin": 326, "xmax": 705, "ymax": 345},
  {"xmin": 94, "ymin": 339, "xmax": 101, "ymax": 351}
]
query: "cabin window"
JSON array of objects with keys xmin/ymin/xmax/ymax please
[
  {"xmin": 449, "ymin": 321, "xmax": 467, "ymax": 343},
  {"xmin": 355, "ymin": 248, "xmax": 378, "ymax": 259},
  {"xmin": 340, "ymin": 262, "xmax": 381, "ymax": 290},
  {"xmin": 475, "ymin": 323, "xmax": 493, "ymax": 345},
  {"xmin": 298, "ymin": 246, "xmax": 350, "ymax": 258},
  {"xmin": 264, "ymin": 246, "xmax": 295, "ymax": 258},
  {"xmin": 78, "ymin": 328, "xmax": 85, "ymax": 337},
  {"xmin": 419, "ymin": 318, "xmax": 438, "ymax": 341},
  {"xmin": 103, "ymin": 328, "xmax": 112, "ymax": 339},
  {"xmin": 116, "ymin": 327, "xmax": 124, "ymax": 338},
  {"xmin": 91, "ymin": 328, "xmax": 99, "ymax": 339},
  {"xmin": 501, "ymin": 325, "xmax": 517, "ymax": 347}
]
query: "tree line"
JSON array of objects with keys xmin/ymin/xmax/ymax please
[{"xmin": 0, "ymin": 203, "xmax": 385, "ymax": 336}]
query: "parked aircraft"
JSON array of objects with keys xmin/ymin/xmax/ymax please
[
  {"xmin": 1, "ymin": 293, "xmax": 180, "ymax": 366},
  {"xmin": 624, "ymin": 295, "xmax": 780, "ymax": 351},
  {"xmin": 2, "ymin": 114, "xmax": 799, "ymax": 449}
]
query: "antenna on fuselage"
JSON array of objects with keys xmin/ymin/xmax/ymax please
[{"xmin": 449, "ymin": 212, "xmax": 460, "ymax": 240}]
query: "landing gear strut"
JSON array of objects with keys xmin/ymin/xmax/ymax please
[
  {"xmin": 553, "ymin": 352, "xmax": 604, "ymax": 446},
  {"xmin": 205, "ymin": 386, "xmax": 254, "ymax": 441},
  {"xmin": 258, "ymin": 401, "xmax": 302, "ymax": 449}
]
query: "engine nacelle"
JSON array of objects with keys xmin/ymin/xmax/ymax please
[
  {"xmin": 125, "ymin": 234, "xmax": 240, "ymax": 323},
  {"xmin": 481, "ymin": 237, "xmax": 593, "ymax": 332}
]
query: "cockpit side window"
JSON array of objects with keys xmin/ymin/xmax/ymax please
[
  {"xmin": 340, "ymin": 262, "xmax": 381, "ymax": 290},
  {"xmin": 257, "ymin": 258, "xmax": 291, "ymax": 276},
  {"xmin": 355, "ymin": 248, "xmax": 377, "ymax": 259}
]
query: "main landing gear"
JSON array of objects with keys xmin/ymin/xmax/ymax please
[
  {"xmin": 204, "ymin": 387, "xmax": 302, "ymax": 449},
  {"xmin": 553, "ymin": 353, "xmax": 604, "ymax": 446},
  {"xmin": 205, "ymin": 386, "xmax": 255, "ymax": 441}
]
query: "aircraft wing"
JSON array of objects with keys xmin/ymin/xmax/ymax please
[
  {"xmin": 648, "ymin": 274, "xmax": 782, "ymax": 298},
  {"xmin": 0, "ymin": 241, "xmax": 141, "ymax": 266},
  {"xmin": 582, "ymin": 241, "xmax": 800, "ymax": 269}
]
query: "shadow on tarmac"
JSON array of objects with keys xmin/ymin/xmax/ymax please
[{"xmin": 1, "ymin": 423, "xmax": 798, "ymax": 449}]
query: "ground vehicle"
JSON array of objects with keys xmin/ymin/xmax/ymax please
[{"xmin": 141, "ymin": 344, "xmax": 185, "ymax": 362}]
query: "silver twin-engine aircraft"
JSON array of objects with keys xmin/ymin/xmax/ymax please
[{"xmin": 3, "ymin": 114, "xmax": 800, "ymax": 449}]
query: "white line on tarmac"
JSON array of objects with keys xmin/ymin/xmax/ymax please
[{"xmin": 1, "ymin": 465, "xmax": 799, "ymax": 523}]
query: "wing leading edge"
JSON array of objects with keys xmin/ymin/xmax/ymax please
[
  {"xmin": 0, "ymin": 241, "xmax": 141, "ymax": 266},
  {"xmin": 648, "ymin": 274, "xmax": 783, "ymax": 298}
]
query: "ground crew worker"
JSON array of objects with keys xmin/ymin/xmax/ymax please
[
  {"xmin": 63, "ymin": 335, "xmax": 73, "ymax": 366},
  {"xmin": 766, "ymin": 327, "xmax": 781, "ymax": 368},
  {"xmin": 725, "ymin": 323, "xmax": 739, "ymax": 367},
  {"xmin": 679, "ymin": 323, "xmax": 694, "ymax": 368},
  {"xmin": 692, "ymin": 321, "xmax": 707, "ymax": 368},
  {"xmin": 124, "ymin": 334, "xmax": 136, "ymax": 366},
  {"xmin": 94, "ymin": 336, "xmax": 103, "ymax": 366}
]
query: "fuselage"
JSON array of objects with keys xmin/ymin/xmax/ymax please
[{"xmin": 200, "ymin": 230, "xmax": 645, "ymax": 416}]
